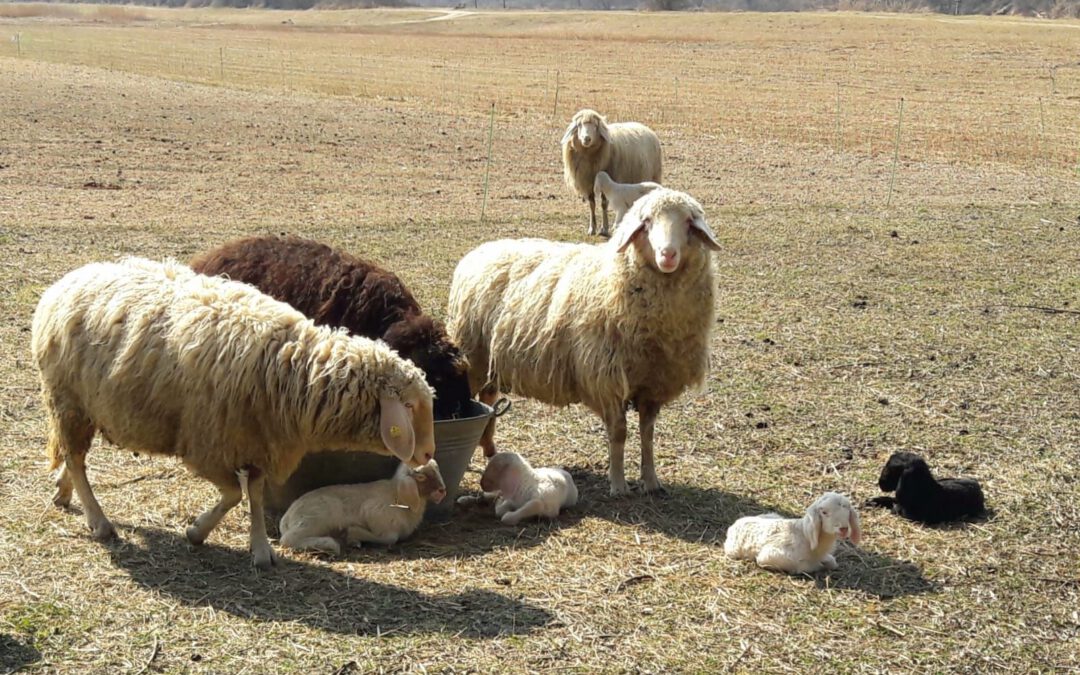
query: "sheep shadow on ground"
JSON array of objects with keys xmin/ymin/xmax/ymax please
[
  {"xmin": 104, "ymin": 526, "xmax": 553, "ymax": 638},
  {"xmin": 564, "ymin": 466, "xmax": 937, "ymax": 600},
  {"xmin": 0, "ymin": 633, "xmax": 42, "ymax": 672}
]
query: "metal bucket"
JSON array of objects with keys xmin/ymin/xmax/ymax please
[{"xmin": 266, "ymin": 398, "xmax": 509, "ymax": 521}]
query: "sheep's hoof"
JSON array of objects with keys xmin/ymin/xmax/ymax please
[
  {"xmin": 252, "ymin": 546, "xmax": 279, "ymax": 570},
  {"xmin": 51, "ymin": 489, "xmax": 72, "ymax": 509},
  {"xmin": 643, "ymin": 484, "xmax": 669, "ymax": 498},
  {"xmin": 608, "ymin": 482, "xmax": 632, "ymax": 498},
  {"xmin": 89, "ymin": 519, "xmax": 116, "ymax": 541},
  {"xmin": 185, "ymin": 525, "xmax": 207, "ymax": 546}
]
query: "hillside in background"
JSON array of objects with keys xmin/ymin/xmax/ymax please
[{"xmin": 13, "ymin": 0, "xmax": 1080, "ymax": 17}]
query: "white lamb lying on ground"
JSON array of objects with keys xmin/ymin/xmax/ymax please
[
  {"xmin": 723, "ymin": 492, "xmax": 861, "ymax": 575},
  {"xmin": 460, "ymin": 452, "xmax": 578, "ymax": 525},
  {"xmin": 279, "ymin": 460, "xmax": 446, "ymax": 555}
]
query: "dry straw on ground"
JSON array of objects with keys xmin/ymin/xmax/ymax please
[{"xmin": 0, "ymin": 6, "xmax": 1078, "ymax": 673}]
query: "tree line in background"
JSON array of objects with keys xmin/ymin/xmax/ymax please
[{"xmin": 24, "ymin": 0, "xmax": 1080, "ymax": 17}]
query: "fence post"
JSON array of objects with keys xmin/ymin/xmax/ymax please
[
  {"xmin": 886, "ymin": 97, "xmax": 905, "ymax": 208},
  {"xmin": 480, "ymin": 103, "xmax": 496, "ymax": 223}
]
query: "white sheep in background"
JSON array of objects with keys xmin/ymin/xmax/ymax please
[
  {"xmin": 562, "ymin": 108, "xmax": 662, "ymax": 237},
  {"xmin": 593, "ymin": 171, "xmax": 661, "ymax": 230},
  {"xmin": 723, "ymin": 492, "xmax": 862, "ymax": 575},
  {"xmin": 279, "ymin": 460, "xmax": 446, "ymax": 555},
  {"xmin": 458, "ymin": 452, "xmax": 577, "ymax": 525},
  {"xmin": 447, "ymin": 188, "xmax": 721, "ymax": 496},
  {"xmin": 32, "ymin": 258, "xmax": 435, "ymax": 569}
]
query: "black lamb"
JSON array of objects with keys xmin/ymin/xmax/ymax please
[{"xmin": 868, "ymin": 451, "xmax": 986, "ymax": 524}]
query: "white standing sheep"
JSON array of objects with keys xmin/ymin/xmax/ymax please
[
  {"xmin": 459, "ymin": 452, "xmax": 577, "ymax": 525},
  {"xmin": 279, "ymin": 460, "xmax": 446, "ymax": 555},
  {"xmin": 723, "ymin": 492, "xmax": 862, "ymax": 575},
  {"xmin": 562, "ymin": 108, "xmax": 662, "ymax": 237},
  {"xmin": 32, "ymin": 258, "xmax": 435, "ymax": 569},
  {"xmin": 593, "ymin": 171, "xmax": 662, "ymax": 230},
  {"xmin": 447, "ymin": 188, "xmax": 720, "ymax": 496}
]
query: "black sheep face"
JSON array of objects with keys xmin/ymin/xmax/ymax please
[{"xmin": 878, "ymin": 451, "xmax": 926, "ymax": 492}]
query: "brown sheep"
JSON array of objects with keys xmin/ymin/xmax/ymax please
[{"xmin": 191, "ymin": 236, "xmax": 471, "ymax": 419}]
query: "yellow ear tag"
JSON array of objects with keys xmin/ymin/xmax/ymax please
[{"xmin": 389, "ymin": 425, "xmax": 402, "ymax": 438}]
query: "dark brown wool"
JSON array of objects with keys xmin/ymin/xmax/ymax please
[{"xmin": 191, "ymin": 236, "xmax": 471, "ymax": 418}]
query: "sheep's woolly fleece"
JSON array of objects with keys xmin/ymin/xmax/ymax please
[
  {"xmin": 32, "ymin": 257, "xmax": 432, "ymax": 486},
  {"xmin": 447, "ymin": 189, "xmax": 715, "ymax": 415}
]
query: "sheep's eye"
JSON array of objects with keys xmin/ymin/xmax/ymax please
[
  {"xmin": 821, "ymin": 511, "xmax": 829, "ymax": 516},
  {"xmin": 405, "ymin": 402, "xmax": 414, "ymax": 409},
  {"xmin": 415, "ymin": 474, "xmax": 427, "ymax": 482}
]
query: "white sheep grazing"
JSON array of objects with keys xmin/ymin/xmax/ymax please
[
  {"xmin": 279, "ymin": 460, "xmax": 446, "ymax": 555},
  {"xmin": 593, "ymin": 171, "xmax": 662, "ymax": 230},
  {"xmin": 464, "ymin": 452, "xmax": 577, "ymax": 525},
  {"xmin": 562, "ymin": 108, "xmax": 662, "ymax": 237},
  {"xmin": 723, "ymin": 492, "xmax": 862, "ymax": 575},
  {"xmin": 32, "ymin": 258, "xmax": 435, "ymax": 569},
  {"xmin": 447, "ymin": 188, "xmax": 720, "ymax": 496}
]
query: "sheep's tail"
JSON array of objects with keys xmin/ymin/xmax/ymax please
[{"xmin": 45, "ymin": 412, "xmax": 64, "ymax": 471}]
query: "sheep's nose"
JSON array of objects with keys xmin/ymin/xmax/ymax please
[
  {"xmin": 424, "ymin": 452, "xmax": 434, "ymax": 462},
  {"xmin": 839, "ymin": 527, "xmax": 850, "ymax": 538},
  {"xmin": 658, "ymin": 248, "xmax": 679, "ymax": 272}
]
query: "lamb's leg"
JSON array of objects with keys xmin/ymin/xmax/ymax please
[
  {"xmin": 501, "ymin": 498, "xmax": 552, "ymax": 525},
  {"xmin": 346, "ymin": 525, "xmax": 398, "ymax": 547},
  {"xmin": 821, "ymin": 554, "xmax": 838, "ymax": 571},
  {"xmin": 600, "ymin": 192, "xmax": 610, "ymax": 237},
  {"xmin": 604, "ymin": 407, "xmax": 630, "ymax": 497},
  {"xmin": 494, "ymin": 497, "xmax": 513, "ymax": 518},
  {"xmin": 245, "ymin": 473, "xmax": 277, "ymax": 569},
  {"xmin": 279, "ymin": 531, "xmax": 341, "ymax": 555},
  {"xmin": 588, "ymin": 193, "xmax": 598, "ymax": 236},
  {"xmin": 867, "ymin": 496, "xmax": 895, "ymax": 510},
  {"xmin": 755, "ymin": 545, "xmax": 797, "ymax": 574},
  {"xmin": 638, "ymin": 400, "xmax": 666, "ymax": 495},
  {"xmin": 186, "ymin": 483, "xmax": 242, "ymax": 545},
  {"xmin": 478, "ymin": 383, "xmax": 499, "ymax": 458}
]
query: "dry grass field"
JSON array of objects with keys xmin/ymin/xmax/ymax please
[{"xmin": 1, "ymin": 4, "xmax": 1079, "ymax": 673}]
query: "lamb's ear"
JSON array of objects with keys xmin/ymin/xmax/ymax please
[
  {"xmin": 691, "ymin": 215, "xmax": 722, "ymax": 251},
  {"xmin": 848, "ymin": 507, "xmax": 862, "ymax": 545},
  {"xmin": 396, "ymin": 475, "xmax": 420, "ymax": 504},
  {"xmin": 379, "ymin": 395, "xmax": 416, "ymax": 464},
  {"xmin": 560, "ymin": 122, "xmax": 578, "ymax": 146},
  {"xmin": 598, "ymin": 121, "xmax": 611, "ymax": 143},
  {"xmin": 612, "ymin": 218, "xmax": 649, "ymax": 253},
  {"xmin": 803, "ymin": 505, "xmax": 821, "ymax": 550}
]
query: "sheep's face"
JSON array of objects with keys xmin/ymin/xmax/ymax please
[
  {"xmin": 380, "ymin": 383, "xmax": 436, "ymax": 468},
  {"xmin": 613, "ymin": 188, "xmax": 721, "ymax": 274},
  {"xmin": 562, "ymin": 109, "xmax": 608, "ymax": 151},
  {"xmin": 878, "ymin": 451, "xmax": 924, "ymax": 491},
  {"xmin": 812, "ymin": 492, "xmax": 862, "ymax": 544}
]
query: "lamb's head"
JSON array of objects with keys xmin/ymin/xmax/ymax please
[
  {"xmin": 803, "ymin": 492, "xmax": 862, "ymax": 549},
  {"xmin": 562, "ymin": 108, "xmax": 609, "ymax": 151},
  {"xmin": 378, "ymin": 365, "xmax": 436, "ymax": 468},
  {"xmin": 611, "ymin": 187, "xmax": 721, "ymax": 274},
  {"xmin": 383, "ymin": 315, "xmax": 472, "ymax": 419},
  {"xmin": 394, "ymin": 459, "xmax": 447, "ymax": 505},
  {"xmin": 480, "ymin": 451, "xmax": 530, "ymax": 494},
  {"xmin": 878, "ymin": 451, "xmax": 925, "ymax": 492}
]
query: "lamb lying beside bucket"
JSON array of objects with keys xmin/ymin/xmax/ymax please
[
  {"xmin": 458, "ymin": 452, "xmax": 577, "ymax": 525},
  {"xmin": 279, "ymin": 460, "xmax": 446, "ymax": 555}
]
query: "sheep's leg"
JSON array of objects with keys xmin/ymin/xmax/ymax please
[
  {"xmin": 52, "ymin": 466, "xmax": 73, "ymax": 508},
  {"xmin": 501, "ymin": 498, "xmax": 552, "ymax": 525},
  {"xmin": 478, "ymin": 383, "xmax": 499, "ymax": 458},
  {"xmin": 494, "ymin": 497, "xmax": 513, "ymax": 517},
  {"xmin": 867, "ymin": 496, "xmax": 896, "ymax": 510},
  {"xmin": 637, "ymin": 400, "xmax": 666, "ymax": 495},
  {"xmin": 186, "ymin": 483, "xmax": 242, "ymax": 545},
  {"xmin": 600, "ymin": 192, "xmax": 611, "ymax": 237},
  {"xmin": 587, "ymin": 193, "xmax": 598, "ymax": 236},
  {"xmin": 604, "ymin": 407, "xmax": 630, "ymax": 497},
  {"xmin": 65, "ymin": 449, "xmax": 115, "ymax": 541},
  {"xmin": 821, "ymin": 554, "xmax": 838, "ymax": 571},
  {"xmin": 245, "ymin": 474, "xmax": 277, "ymax": 569},
  {"xmin": 50, "ymin": 410, "xmax": 114, "ymax": 540}
]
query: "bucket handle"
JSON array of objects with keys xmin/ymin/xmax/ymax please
[{"xmin": 492, "ymin": 397, "xmax": 512, "ymax": 418}]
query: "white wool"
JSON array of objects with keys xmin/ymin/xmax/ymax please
[{"xmin": 480, "ymin": 452, "xmax": 577, "ymax": 525}]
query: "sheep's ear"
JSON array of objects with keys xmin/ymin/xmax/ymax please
[
  {"xmin": 613, "ymin": 218, "xmax": 648, "ymax": 253},
  {"xmin": 598, "ymin": 122, "xmax": 611, "ymax": 143},
  {"xmin": 560, "ymin": 122, "xmax": 578, "ymax": 146},
  {"xmin": 379, "ymin": 395, "xmax": 415, "ymax": 464},
  {"xmin": 804, "ymin": 505, "xmax": 821, "ymax": 550},
  {"xmin": 849, "ymin": 507, "xmax": 862, "ymax": 545},
  {"xmin": 691, "ymin": 215, "xmax": 722, "ymax": 251}
]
